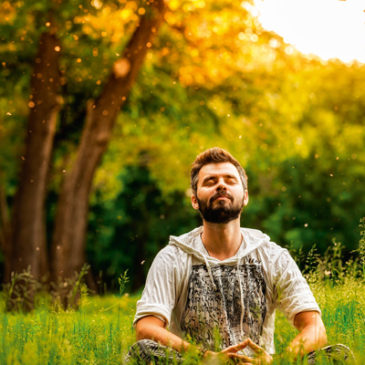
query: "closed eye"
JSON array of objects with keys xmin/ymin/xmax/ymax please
[
  {"xmin": 202, "ymin": 175, "xmax": 238, "ymax": 186},
  {"xmin": 225, "ymin": 176, "xmax": 238, "ymax": 184},
  {"xmin": 203, "ymin": 177, "xmax": 217, "ymax": 186}
]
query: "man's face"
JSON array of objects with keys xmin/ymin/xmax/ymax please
[{"xmin": 191, "ymin": 162, "xmax": 248, "ymax": 223}]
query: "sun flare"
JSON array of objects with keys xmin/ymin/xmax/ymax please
[{"xmin": 254, "ymin": 0, "xmax": 365, "ymax": 63}]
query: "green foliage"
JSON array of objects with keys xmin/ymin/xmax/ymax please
[
  {"xmin": 356, "ymin": 218, "xmax": 365, "ymax": 277},
  {"xmin": 0, "ymin": 293, "xmax": 138, "ymax": 365},
  {"xmin": 3, "ymin": 268, "xmax": 39, "ymax": 312},
  {"xmin": 51, "ymin": 264, "xmax": 90, "ymax": 311},
  {"xmin": 87, "ymin": 165, "xmax": 199, "ymax": 291},
  {"xmin": 287, "ymin": 221, "xmax": 365, "ymax": 288},
  {"xmin": 244, "ymin": 154, "xmax": 365, "ymax": 256},
  {"xmin": 0, "ymin": 272, "xmax": 364, "ymax": 364},
  {"xmin": 118, "ymin": 270, "xmax": 129, "ymax": 296}
]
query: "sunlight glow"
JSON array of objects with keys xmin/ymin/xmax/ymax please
[{"xmin": 254, "ymin": 0, "xmax": 365, "ymax": 63}]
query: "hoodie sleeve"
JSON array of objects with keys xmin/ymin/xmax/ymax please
[
  {"xmin": 133, "ymin": 245, "xmax": 180, "ymax": 327},
  {"xmin": 274, "ymin": 249, "xmax": 321, "ymax": 324}
]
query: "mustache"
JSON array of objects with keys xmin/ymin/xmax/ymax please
[{"xmin": 209, "ymin": 191, "xmax": 233, "ymax": 204}]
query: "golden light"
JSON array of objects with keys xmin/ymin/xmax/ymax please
[{"xmin": 254, "ymin": 0, "xmax": 365, "ymax": 63}]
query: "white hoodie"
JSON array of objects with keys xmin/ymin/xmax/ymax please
[{"xmin": 134, "ymin": 226, "xmax": 320, "ymax": 354}]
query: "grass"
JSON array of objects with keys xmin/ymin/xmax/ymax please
[
  {"xmin": 275, "ymin": 276, "xmax": 365, "ymax": 363},
  {"xmin": 0, "ymin": 293, "xmax": 137, "ymax": 365},
  {"xmin": 1, "ymin": 224, "xmax": 365, "ymax": 364},
  {"xmin": 0, "ymin": 277, "xmax": 364, "ymax": 364}
]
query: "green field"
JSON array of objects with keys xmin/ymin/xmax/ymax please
[{"xmin": 0, "ymin": 274, "xmax": 364, "ymax": 365}]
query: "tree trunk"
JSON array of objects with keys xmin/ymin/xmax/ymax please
[
  {"xmin": 51, "ymin": 0, "xmax": 166, "ymax": 304},
  {"xmin": 7, "ymin": 29, "xmax": 61, "ymax": 310},
  {"xmin": 0, "ymin": 182, "xmax": 12, "ymax": 282}
]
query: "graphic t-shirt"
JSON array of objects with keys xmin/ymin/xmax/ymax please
[
  {"xmin": 134, "ymin": 227, "xmax": 321, "ymax": 354},
  {"xmin": 181, "ymin": 260, "xmax": 267, "ymax": 350}
]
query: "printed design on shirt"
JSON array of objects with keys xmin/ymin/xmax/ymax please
[{"xmin": 181, "ymin": 258, "xmax": 267, "ymax": 350}]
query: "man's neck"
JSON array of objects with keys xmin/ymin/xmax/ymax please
[{"xmin": 201, "ymin": 218, "xmax": 242, "ymax": 261}]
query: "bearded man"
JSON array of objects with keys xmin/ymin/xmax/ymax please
[{"xmin": 127, "ymin": 147, "xmax": 351, "ymax": 364}]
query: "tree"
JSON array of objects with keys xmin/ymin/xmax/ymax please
[
  {"xmin": 1, "ymin": 0, "xmax": 272, "ymax": 305},
  {"xmin": 1, "ymin": 0, "xmax": 166, "ymax": 310},
  {"xmin": 9, "ymin": 24, "xmax": 62, "ymax": 287},
  {"xmin": 50, "ymin": 0, "xmax": 165, "ymax": 307}
]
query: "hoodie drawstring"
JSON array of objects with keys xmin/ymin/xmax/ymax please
[
  {"xmin": 203, "ymin": 255, "xmax": 217, "ymax": 290},
  {"xmin": 237, "ymin": 257, "xmax": 245, "ymax": 339}
]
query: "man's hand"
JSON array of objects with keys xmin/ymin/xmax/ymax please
[
  {"xmin": 203, "ymin": 338, "xmax": 273, "ymax": 364},
  {"xmin": 136, "ymin": 317, "xmax": 273, "ymax": 364}
]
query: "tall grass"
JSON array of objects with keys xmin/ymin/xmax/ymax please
[
  {"xmin": 0, "ymin": 293, "xmax": 138, "ymax": 364},
  {"xmin": 1, "ymin": 222, "xmax": 364, "ymax": 364},
  {"xmin": 1, "ymin": 278, "xmax": 363, "ymax": 364}
]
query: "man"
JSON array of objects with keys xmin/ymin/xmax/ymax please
[{"xmin": 128, "ymin": 147, "xmax": 328, "ymax": 364}]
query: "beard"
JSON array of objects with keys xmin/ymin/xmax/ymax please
[{"xmin": 197, "ymin": 191, "xmax": 244, "ymax": 224}]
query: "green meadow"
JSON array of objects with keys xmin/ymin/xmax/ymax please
[{"xmin": 1, "ymin": 273, "xmax": 364, "ymax": 364}]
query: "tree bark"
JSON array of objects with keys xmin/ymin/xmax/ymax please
[
  {"xmin": 0, "ymin": 182, "xmax": 12, "ymax": 282},
  {"xmin": 10, "ymin": 30, "xmax": 61, "ymax": 292},
  {"xmin": 51, "ymin": 0, "xmax": 166, "ymax": 298}
]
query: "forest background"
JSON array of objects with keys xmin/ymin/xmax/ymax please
[{"xmin": 0, "ymin": 0, "xmax": 364, "ymax": 303}]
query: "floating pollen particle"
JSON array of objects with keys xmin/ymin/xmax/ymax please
[{"xmin": 113, "ymin": 58, "xmax": 130, "ymax": 78}]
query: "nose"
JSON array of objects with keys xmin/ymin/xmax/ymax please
[{"xmin": 216, "ymin": 178, "xmax": 227, "ymax": 191}]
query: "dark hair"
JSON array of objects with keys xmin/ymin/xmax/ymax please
[{"xmin": 190, "ymin": 147, "xmax": 248, "ymax": 195}]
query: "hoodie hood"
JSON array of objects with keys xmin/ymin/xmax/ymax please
[{"xmin": 168, "ymin": 226, "xmax": 269, "ymax": 265}]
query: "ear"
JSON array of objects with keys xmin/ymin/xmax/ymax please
[
  {"xmin": 243, "ymin": 190, "xmax": 249, "ymax": 206},
  {"xmin": 191, "ymin": 194, "xmax": 199, "ymax": 210}
]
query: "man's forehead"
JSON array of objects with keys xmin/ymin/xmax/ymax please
[{"xmin": 198, "ymin": 162, "xmax": 240, "ymax": 179}]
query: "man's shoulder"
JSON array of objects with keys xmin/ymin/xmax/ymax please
[
  {"xmin": 154, "ymin": 227, "xmax": 201, "ymax": 259},
  {"xmin": 169, "ymin": 226, "xmax": 202, "ymax": 244},
  {"xmin": 241, "ymin": 227, "xmax": 289, "ymax": 259},
  {"xmin": 241, "ymin": 227, "xmax": 270, "ymax": 241},
  {"xmin": 154, "ymin": 243, "xmax": 181, "ymax": 259}
]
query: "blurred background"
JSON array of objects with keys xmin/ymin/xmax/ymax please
[{"xmin": 0, "ymin": 0, "xmax": 364, "ymax": 294}]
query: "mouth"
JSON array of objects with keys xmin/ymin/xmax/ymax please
[{"xmin": 210, "ymin": 193, "xmax": 233, "ymax": 204}]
